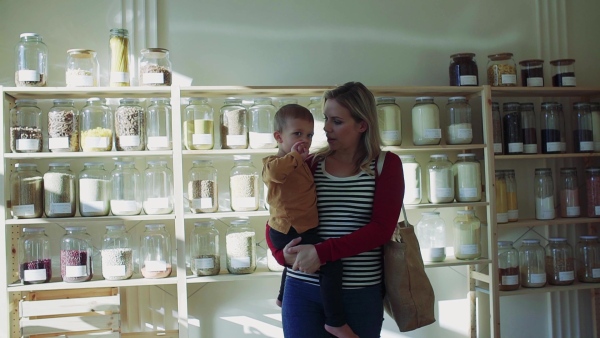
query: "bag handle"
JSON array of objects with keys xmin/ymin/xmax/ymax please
[{"xmin": 377, "ymin": 150, "xmax": 411, "ymax": 229}]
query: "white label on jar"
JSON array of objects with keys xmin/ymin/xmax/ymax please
[
  {"xmin": 508, "ymin": 210, "xmax": 519, "ymax": 220},
  {"xmin": 119, "ymin": 135, "xmax": 140, "ymax": 147},
  {"xmin": 459, "ymin": 188, "xmax": 478, "ymax": 198},
  {"xmin": 527, "ymin": 77, "xmax": 544, "ymax": 87},
  {"xmin": 560, "ymin": 142, "xmax": 566, "ymax": 152},
  {"xmin": 423, "ymin": 129, "xmax": 441, "ymax": 139},
  {"xmin": 435, "ymin": 188, "xmax": 453, "ymax": 198},
  {"xmin": 546, "ymin": 142, "xmax": 561, "ymax": 152},
  {"xmin": 421, "ymin": 248, "xmax": 445, "ymax": 262},
  {"xmin": 148, "ymin": 136, "xmax": 169, "ymax": 148},
  {"xmin": 382, "ymin": 130, "xmax": 400, "ymax": 141},
  {"xmin": 508, "ymin": 142, "xmax": 523, "ymax": 153},
  {"xmin": 524, "ymin": 144, "xmax": 538, "ymax": 153},
  {"xmin": 13, "ymin": 204, "xmax": 35, "ymax": 216},
  {"xmin": 233, "ymin": 197, "xmax": 257, "ymax": 208},
  {"xmin": 24, "ymin": 269, "xmax": 47, "ymax": 281},
  {"xmin": 50, "ymin": 203, "xmax": 72, "ymax": 214},
  {"xmin": 85, "ymin": 136, "xmax": 109, "ymax": 148},
  {"xmin": 593, "ymin": 268, "xmax": 600, "ymax": 278},
  {"xmin": 567, "ymin": 206, "xmax": 580, "ymax": 216},
  {"xmin": 195, "ymin": 258, "xmax": 215, "ymax": 269},
  {"xmin": 193, "ymin": 133, "xmax": 213, "ymax": 145},
  {"xmin": 68, "ymin": 75, "xmax": 94, "ymax": 87},
  {"xmin": 501, "ymin": 74, "xmax": 517, "ymax": 84},
  {"xmin": 460, "ymin": 244, "xmax": 479, "ymax": 255},
  {"xmin": 559, "ymin": 271, "xmax": 575, "ymax": 281},
  {"xmin": 502, "ymin": 275, "xmax": 519, "ymax": 285},
  {"xmin": 494, "ymin": 143, "xmax": 502, "ymax": 153},
  {"xmin": 562, "ymin": 77, "xmax": 577, "ymax": 86},
  {"xmin": 143, "ymin": 72, "xmax": 164, "ymax": 84},
  {"xmin": 227, "ymin": 134, "xmax": 247, "ymax": 146},
  {"xmin": 497, "ymin": 213, "xmax": 508, "ymax": 223},
  {"xmin": 66, "ymin": 265, "xmax": 87, "ymax": 277},
  {"xmin": 530, "ymin": 273, "xmax": 546, "ymax": 284},
  {"xmin": 193, "ymin": 198, "xmax": 213, "ymax": 209},
  {"xmin": 16, "ymin": 139, "xmax": 39, "ymax": 151},
  {"xmin": 580, "ymin": 141, "xmax": 594, "ymax": 151},
  {"xmin": 595, "ymin": 206, "xmax": 600, "ymax": 215},
  {"xmin": 145, "ymin": 260, "xmax": 167, "ymax": 272},
  {"xmin": 49, "ymin": 137, "xmax": 70, "ymax": 150},
  {"xmin": 82, "ymin": 201, "xmax": 107, "ymax": 213},
  {"xmin": 538, "ymin": 210, "xmax": 555, "ymax": 219},
  {"xmin": 145, "ymin": 198, "xmax": 169, "ymax": 209},
  {"xmin": 110, "ymin": 200, "xmax": 138, "ymax": 212},
  {"xmin": 457, "ymin": 129, "xmax": 473, "ymax": 139},
  {"xmin": 19, "ymin": 69, "xmax": 40, "ymax": 81},
  {"xmin": 459, "ymin": 75, "xmax": 477, "ymax": 85},
  {"xmin": 230, "ymin": 257, "xmax": 251, "ymax": 268},
  {"xmin": 249, "ymin": 132, "xmax": 276, "ymax": 144},
  {"xmin": 110, "ymin": 72, "xmax": 129, "ymax": 83},
  {"xmin": 104, "ymin": 265, "xmax": 126, "ymax": 277}
]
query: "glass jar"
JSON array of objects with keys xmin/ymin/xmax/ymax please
[
  {"xmin": 586, "ymin": 167, "xmax": 600, "ymax": 217},
  {"xmin": 577, "ymin": 235, "xmax": 600, "ymax": 283},
  {"xmin": 230, "ymin": 156, "xmax": 260, "ymax": 211},
  {"xmin": 591, "ymin": 103, "xmax": 600, "ymax": 152},
  {"xmin": 520, "ymin": 103, "xmax": 537, "ymax": 154},
  {"xmin": 61, "ymin": 226, "xmax": 93, "ymax": 283},
  {"xmin": 226, "ymin": 219, "xmax": 257, "ymax": 274},
  {"xmin": 143, "ymin": 160, "xmax": 174, "ymax": 215},
  {"xmin": 110, "ymin": 161, "xmax": 143, "ymax": 216},
  {"xmin": 412, "ymin": 97, "xmax": 441, "ymax": 146},
  {"xmin": 220, "ymin": 99, "xmax": 248, "ymax": 149},
  {"xmin": 10, "ymin": 163, "xmax": 43, "ymax": 219},
  {"xmin": 146, "ymin": 98, "xmax": 172, "ymax": 150},
  {"xmin": 557, "ymin": 103, "xmax": 567, "ymax": 153},
  {"xmin": 10, "ymin": 99, "xmax": 42, "ymax": 153},
  {"xmin": 502, "ymin": 102, "xmax": 523, "ymax": 155},
  {"xmin": 66, "ymin": 49, "xmax": 99, "ymax": 87},
  {"xmin": 446, "ymin": 97, "xmax": 472, "ymax": 145},
  {"xmin": 449, "ymin": 53, "xmax": 478, "ymax": 86},
  {"xmin": 498, "ymin": 241, "xmax": 520, "ymax": 291},
  {"xmin": 534, "ymin": 168, "xmax": 555, "ymax": 220},
  {"xmin": 140, "ymin": 224, "xmax": 172, "ymax": 278},
  {"xmin": 545, "ymin": 238, "xmax": 575, "ymax": 286},
  {"xmin": 15, "ymin": 33, "xmax": 48, "ymax": 87},
  {"xmin": 550, "ymin": 59, "xmax": 576, "ymax": 87},
  {"xmin": 115, "ymin": 98, "xmax": 145, "ymax": 151},
  {"xmin": 492, "ymin": 102, "xmax": 503, "ymax": 155},
  {"xmin": 495, "ymin": 170, "xmax": 508, "ymax": 224},
  {"xmin": 101, "ymin": 225, "xmax": 134, "ymax": 280},
  {"xmin": 518, "ymin": 239, "xmax": 547, "ymax": 288},
  {"xmin": 190, "ymin": 221, "xmax": 221, "ymax": 276},
  {"xmin": 109, "ymin": 28, "xmax": 130, "ymax": 87},
  {"xmin": 79, "ymin": 162, "xmax": 111, "ymax": 217},
  {"xmin": 452, "ymin": 154, "xmax": 481, "ymax": 202},
  {"xmin": 248, "ymin": 98, "xmax": 277, "ymax": 149},
  {"xmin": 540, "ymin": 102, "xmax": 561, "ymax": 154},
  {"xmin": 80, "ymin": 98, "xmax": 113, "ymax": 152},
  {"xmin": 376, "ymin": 97, "xmax": 402, "ymax": 146},
  {"xmin": 572, "ymin": 102, "xmax": 594, "ymax": 153},
  {"xmin": 184, "ymin": 98, "xmax": 214, "ymax": 150},
  {"xmin": 278, "ymin": 98, "xmax": 298, "ymax": 107},
  {"xmin": 559, "ymin": 167, "xmax": 580, "ymax": 218},
  {"xmin": 519, "ymin": 59, "xmax": 544, "ymax": 87},
  {"xmin": 426, "ymin": 154, "xmax": 454, "ymax": 203},
  {"xmin": 44, "ymin": 163, "xmax": 76, "ymax": 218},
  {"xmin": 188, "ymin": 160, "xmax": 218, "ymax": 213},
  {"xmin": 139, "ymin": 48, "xmax": 172, "ymax": 86},
  {"xmin": 19, "ymin": 227, "xmax": 51, "ymax": 284},
  {"xmin": 48, "ymin": 99, "xmax": 80, "ymax": 152},
  {"xmin": 415, "ymin": 212, "xmax": 446, "ymax": 262},
  {"xmin": 487, "ymin": 52, "xmax": 517, "ymax": 86},
  {"xmin": 453, "ymin": 210, "xmax": 481, "ymax": 260},
  {"xmin": 400, "ymin": 155, "xmax": 421, "ymax": 205},
  {"xmin": 308, "ymin": 96, "xmax": 327, "ymax": 149},
  {"xmin": 505, "ymin": 170, "xmax": 519, "ymax": 222}
]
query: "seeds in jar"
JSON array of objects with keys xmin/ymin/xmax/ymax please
[
  {"xmin": 20, "ymin": 259, "xmax": 52, "ymax": 284},
  {"xmin": 188, "ymin": 179, "xmax": 217, "ymax": 213},
  {"xmin": 44, "ymin": 172, "xmax": 75, "ymax": 217},
  {"xmin": 191, "ymin": 254, "xmax": 220, "ymax": 276},
  {"xmin": 81, "ymin": 127, "xmax": 113, "ymax": 151},
  {"xmin": 221, "ymin": 109, "xmax": 247, "ymax": 149},
  {"xmin": 101, "ymin": 248, "xmax": 133, "ymax": 280},
  {"xmin": 226, "ymin": 231, "xmax": 256, "ymax": 274},
  {"xmin": 487, "ymin": 64, "xmax": 517, "ymax": 86},
  {"xmin": 10, "ymin": 126, "xmax": 42, "ymax": 152},
  {"xmin": 48, "ymin": 110, "xmax": 80, "ymax": 152},
  {"xmin": 66, "ymin": 69, "xmax": 95, "ymax": 86},
  {"xmin": 140, "ymin": 64, "xmax": 172, "ymax": 86},
  {"xmin": 230, "ymin": 174, "xmax": 259, "ymax": 211},
  {"xmin": 60, "ymin": 249, "xmax": 92, "ymax": 282},
  {"xmin": 11, "ymin": 176, "xmax": 43, "ymax": 218},
  {"xmin": 115, "ymin": 106, "xmax": 144, "ymax": 151}
]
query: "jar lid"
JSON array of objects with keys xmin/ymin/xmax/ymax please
[
  {"xmin": 145, "ymin": 224, "xmax": 165, "ymax": 229},
  {"xmin": 586, "ymin": 167, "xmax": 600, "ymax": 173},
  {"xmin": 573, "ymin": 102, "xmax": 590, "ymax": 109},
  {"xmin": 518, "ymin": 59, "xmax": 544, "ymax": 66},
  {"xmin": 580, "ymin": 235, "xmax": 598, "ymax": 240},
  {"xmin": 522, "ymin": 239, "xmax": 540, "ymax": 244},
  {"xmin": 49, "ymin": 162, "xmax": 70, "ymax": 167},
  {"xmin": 195, "ymin": 221, "xmax": 215, "ymax": 227},
  {"xmin": 456, "ymin": 210, "xmax": 475, "ymax": 215},
  {"xmin": 487, "ymin": 52, "xmax": 514, "ymax": 60},
  {"xmin": 224, "ymin": 98, "xmax": 243, "ymax": 105},
  {"xmin": 106, "ymin": 225, "xmax": 125, "ymax": 231},
  {"xmin": 310, "ymin": 96, "xmax": 322, "ymax": 101},
  {"xmin": 192, "ymin": 159, "xmax": 212, "ymax": 165},
  {"xmin": 65, "ymin": 226, "xmax": 86, "ymax": 231},
  {"xmin": 67, "ymin": 49, "xmax": 96, "ymax": 57},
  {"xmin": 548, "ymin": 237, "xmax": 567, "ymax": 242},
  {"xmin": 83, "ymin": 162, "xmax": 102, "ymax": 166},
  {"xmin": 23, "ymin": 227, "xmax": 45, "ymax": 233},
  {"xmin": 450, "ymin": 52, "xmax": 476, "ymax": 59},
  {"xmin": 421, "ymin": 212, "xmax": 440, "ymax": 216},
  {"xmin": 535, "ymin": 168, "xmax": 552, "ymax": 174},
  {"xmin": 86, "ymin": 97, "xmax": 105, "ymax": 103},
  {"xmin": 399, "ymin": 155, "xmax": 415, "ymax": 160},
  {"xmin": 549, "ymin": 59, "xmax": 575, "ymax": 65},
  {"xmin": 119, "ymin": 98, "xmax": 140, "ymax": 105},
  {"xmin": 20, "ymin": 33, "xmax": 41, "ymax": 38},
  {"xmin": 590, "ymin": 103, "xmax": 600, "ymax": 110},
  {"xmin": 560, "ymin": 167, "xmax": 577, "ymax": 173},
  {"xmin": 415, "ymin": 97, "xmax": 434, "ymax": 102},
  {"xmin": 15, "ymin": 163, "xmax": 36, "ymax": 168},
  {"xmin": 457, "ymin": 153, "xmax": 476, "ymax": 159},
  {"xmin": 110, "ymin": 28, "xmax": 129, "ymax": 36},
  {"xmin": 231, "ymin": 219, "xmax": 249, "ymax": 225},
  {"xmin": 448, "ymin": 96, "xmax": 467, "ymax": 102},
  {"xmin": 234, "ymin": 155, "xmax": 251, "ymax": 161},
  {"xmin": 377, "ymin": 97, "xmax": 396, "ymax": 103},
  {"xmin": 502, "ymin": 102, "xmax": 520, "ymax": 110},
  {"xmin": 150, "ymin": 97, "xmax": 171, "ymax": 104},
  {"xmin": 114, "ymin": 161, "xmax": 134, "ymax": 166},
  {"xmin": 15, "ymin": 99, "xmax": 37, "ymax": 106},
  {"xmin": 498, "ymin": 240, "xmax": 513, "ymax": 246},
  {"xmin": 519, "ymin": 103, "xmax": 534, "ymax": 110},
  {"xmin": 188, "ymin": 97, "xmax": 209, "ymax": 105},
  {"xmin": 141, "ymin": 47, "xmax": 169, "ymax": 55},
  {"xmin": 147, "ymin": 160, "xmax": 168, "ymax": 165},
  {"xmin": 429, "ymin": 154, "xmax": 448, "ymax": 160},
  {"xmin": 52, "ymin": 99, "xmax": 76, "ymax": 105}
]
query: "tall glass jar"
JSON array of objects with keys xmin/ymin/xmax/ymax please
[
  {"xmin": 15, "ymin": 33, "xmax": 48, "ymax": 87},
  {"xmin": 376, "ymin": 97, "xmax": 402, "ymax": 146},
  {"xmin": 101, "ymin": 225, "xmax": 134, "ymax": 280},
  {"xmin": 495, "ymin": 170, "xmax": 508, "ymax": 224},
  {"xmin": 109, "ymin": 28, "xmax": 130, "ymax": 87},
  {"xmin": 502, "ymin": 102, "xmax": 523, "ymax": 155},
  {"xmin": 520, "ymin": 103, "xmax": 537, "ymax": 154},
  {"xmin": 190, "ymin": 221, "xmax": 221, "ymax": 276},
  {"xmin": 140, "ymin": 224, "xmax": 172, "ymax": 278},
  {"xmin": 559, "ymin": 168, "xmax": 580, "ymax": 218},
  {"xmin": 10, "ymin": 99, "xmax": 42, "ymax": 153},
  {"xmin": 545, "ymin": 238, "xmax": 575, "ymax": 286},
  {"xmin": 79, "ymin": 162, "xmax": 111, "ymax": 217},
  {"xmin": 557, "ymin": 103, "xmax": 567, "ymax": 153},
  {"xmin": 492, "ymin": 102, "xmax": 503, "ymax": 155},
  {"xmin": 10, "ymin": 163, "xmax": 43, "ymax": 219},
  {"xmin": 519, "ymin": 59, "xmax": 544, "ymax": 87},
  {"xmin": 449, "ymin": 53, "xmax": 478, "ymax": 86},
  {"xmin": 44, "ymin": 163, "xmax": 76, "ymax": 218},
  {"xmin": 498, "ymin": 241, "xmax": 519, "ymax": 291},
  {"xmin": 248, "ymin": 98, "xmax": 277, "ymax": 149},
  {"xmin": 426, "ymin": 154, "xmax": 454, "ymax": 203},
  {"xmin": 550, "ymin": 59, "xmax": 576, "ymax": 87},
  {"xmin": 518, "ymin": 239, "xmax": 546, "ymax": 288},
  {"xmin": 110, "ymin": 161, "xmax": 143, "ymax": 216},
  {"xmin": 591, "ymin": 103, "xmax": 600, "ymax": 152},
  {"xmin": 146, "ymin": 98, "xmax": 172, "ymax": 150},
  {"xmin": 49, "ymin": 99, "xmax": 79, "ymax": 152},
  {"xmin": 143, "ymin": 160, "xmax": 174, "ymax": 215},
  {"xmin": 540, "ymin": 102, "xmax": 561, "ymax": 154},
  {"xmin": 61, "ymin": 226, "xmax": 93, "ymax": 283},
  {"xmin": 487, "ymin": 52, "xmax": 517, "ymax": 86},
  {"xmin": 577, "ymin": 235, "xmax": 600, "ymax": 283},
  {"xmin": 226, "ymin": 219, "xmax": 256, "ymax": 274},
  {"xmin": 446, "ymin": 97, "xmax": 472, "ymax": 145},
  {"xmin": 415, "ymin": 212, "xmax": 446, "ymax": 262},
  {"xmin": 412, "ymin": 97, "xmax": 441, "ymax": 146},
  {"xmin": 115, "ymin": 98, "xmax": 145, "ymax": 151},
  {"xmin": 572, "ymin": 102, "xmax": 594, "ymax": 153},
  {"xmin": 220, "ymin": 99, "xmax": 248, "ymax": 149},
  {"xmin": 230, "ymin": 156, "xmax": 259, "ymax": 211},
  {"xmin": 80, "ymin": 98, "xmax": 113, "ymax": 152},
  {"xmin": 307, "ymin": 96, "xmax": 327, "ymax": 149},
  {"xmin": 505, "ymin": 170, "xmax": 518, "ymax": 222},
  {"xmin": 534, "ymin": 168, "xmax": 555, "ymax": 220},
  {"xmin": 19, "ymin": 227, "xmax": 51, "ymax": 284},
  {"xmin": 139, "ymin": 48, "xmax": 172, "ymax": 86},
  {"xmin": 184, "ymin": 98, "xmax": 214, "ymax": 150},
  {"xmin": 400, "ymin": 155, "xmax": 421, "ymax": 205},
  {"xmin": 188, "ymin": 160, "xmax": 218, "ymax": 213},
  {"xmin": 453, "ymin": 210, "xmax": 481, "ymax": 260},
  {"xmin": 452, "ymin": 154, "xmax": 481, "ymax": 202},
  {"xmin": 586, "ymin": 167, "xmax": 600, "ymax": 217},
  {"xmin": 66, "ymin": 49, "xmax": 99, "ymax": 87}
]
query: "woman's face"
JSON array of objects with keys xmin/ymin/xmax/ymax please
[{"xmin": 323, "ymin": 98, "xmax": 366, "ymax": 152}]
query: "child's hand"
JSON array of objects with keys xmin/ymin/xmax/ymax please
[{"xmin": 291, "ymin": 141, "xmax": 309, "ymax": 160}]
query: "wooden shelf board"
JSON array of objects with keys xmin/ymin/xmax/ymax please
[
  {"xmin": 498, "ymin": 282, "xmax": 600, "ymax": 296},
  {"xmin": 184, "ymin": 210, "xmax": 270, "ymax": 219},
  {"xmin": 424, "ymin": 257, "xmax": 490, "ymax": 268},
  {"xmin": 495, "ymin": 152, "xmax": 600, "ymax": 160},
  {"xmin": 384, "ymin": 144, "xmax": 486, "ymax": 152},
  {"xmin": 5, "ymin": 214, "xmax": 175, "ymax": 225},
  {"xmin": 491, "ymin": 86, "xmax": 600, "ymax": 98},
  {"xmin": 499, "ymin": 217, "xmax": 600, "ymax": 228},
  {"xmin": 2, "ymin": 86, "xmax": 171, "ymax": 100},
  {"xmin": 182, "ymin": 149, "xmax": 278, "ymax": 156},
  {"xmin": 7, "ymin": 275, "xmax": 178, "ymax": 292},
  {"xmin": 4, "ymin": 150, "xmax": 173, "ymax": 160},
  {"xmin": 404, "ymin": 201, "xmax": 489, "ymax": 210},
  {"xmin": 186, "ymin": 269, "xmax": 281, "ymax": 284}
]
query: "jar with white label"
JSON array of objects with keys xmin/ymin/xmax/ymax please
[
  {"xmin": 101, "ymin": 225, "xmax": 133, "ymax": 280},
  {"xmin": 534, "ymin": 168, "xmax": 555, "ymax": 220},
  {"xmin": 559, "ymin": 167, "xmax": 580, "ymax": 218},
  {"xmin": 15, "ymin": 33, "xmax": 48, "ymax": 87},
  {"xmin": 415, "ymin": 212, "xmax": 446, "ymax": 262},
  {"xmin": 220, "ymin": 99, "xmax": 248, "ymax": 149},
  {"xmin": 44, "ymin": 163, "xmax": 76, "ymax": 218},
  {"xmin": 545, "ymin": 238, "xmax": 575, "ymax": 286},
  {"xmin": 519, "ymin": 59, "xmax": 544, "ymax": 87},
  {"xmin": 10, "ymin": 99, "xmax": 42, "ymax": 153},
  {"xmin": 572, "ymin": 102, "xmax": 594, "ymax": 153},
  {"xmin": 146, "ymin": 98, "xmax": 172, "ymax": 150},
  {"xmin": 184, "ymin": 98, "xmax": 214, "ymax": 150},
  {"xmin": 143, "ymin": 160, "xmax": 174, "ymax": 215},
  {"xmin": 48, "ymin": 99, "xmax": 79, "ymax": 152},
  {"xmin": 188, "ymin": 160, "xmax": 218, "ymax": 213},
  {"xmin": 230, "ymin": 156, "xmax": 260, "ymax": 211},
  {"xmin": 453, "ymin": 210, "xmax": 481, "ymax": 260},
  {"xmin": 502, "ymin": 102, "xmax": 523, "ymax": 155},
  {"xmin": 576, "ymin": 235, "xmax": 600, "ymax": 283},
  {"xmin": 79, "ymin": 162, "xmax": 111, "ymax": 217},
  {"xmin": 540, "ymin": 102, "xmax": 561, "ymax": 154},
  {"xmin": 248, "ymin": 98, "xmax": 277, "ymax": 149},
  {"xmin": 505, "ymin": 170, "xmax": 518, "ymax": 221},
  {"xmin": 586, "ymin": 167, "xmax": 600, "ymax": 217},
  {"xmin": 446, "ymin": 97, "xmax": 472, "ymax": 145},
  {"xmin": 495, "ymin": 170, "xmax": 508, "ymax": 224},
  {"xmin": 140, "ymin": 224, "xmax": 172, "ymax": 278},
  {"xmin": 376, "ymin": 97, "xmax": 402, "ymax": 146},
  {"xmin": 61, "ymin": 227, "xmax": 93, "ymax": 283},
  {"xmin": 110, "ymin": 161, "xmax": 143, "ymax": 216},
  {"xmin": 426, "ymin": 154, "xmax": 454, "ymax": 203},
  {"xmin": 492, "ymin": 102, "xmax": 503, "ymax": 155},
  {"xmin": 550, "ymin": 59, "xmax": 576, "ymax": 87},
  {"xmin": 66, "ymin": 49, "xmax": 99, "ymax": 87},
  {"xmin": 19, "ymin": 227, "xmax": 51, "ymax": 284},
  {"xmin": 452, "ymin": 154, "xmax": 481, "ymax": 202},
  {"xmin": 11, "ymin": 163, "xmax": 43, "ymax": 219},
  {"xmin": 139, "ymin": 48, "xmax": 172, "ymax": 86},
  {"xmin": 115, "ymin": 98, "xmax": 145, "ymax": 151},
  {"xmin": 307, "ymin": 97, "xmax": 327, "ymax": 149},
  {"xmin": 412, "ymin": 97, "xmax": 441, "ymax": 146},
  {"xmin": 226, "ymin": 219, "xmax": 256, "ymax": 274},
  {"xmin": 487, "ymin": 52, "xmax": 517, "ymax": 86},
  {"xmin": 518, "ymin": 239, "xmax": 546, "ymax": 288},
  {"xmin": 498, "ymin": 241, "xmax": 519, "ymax": 291},
  {"xmin": 520, "ymin": 103, "xmax": 537, "ymax": 154},
  {"xmin": 80, "ymin": 98, "xmax": 113, "ymax": 152},
  {"xmin": 399, "ymin": 155, "xmax": 421, "ymax": 205},
  {"xmin": 190, "ymin": 221, "xmax": 220, "ymax": 276}
]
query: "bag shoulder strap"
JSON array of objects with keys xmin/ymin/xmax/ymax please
[{"xmin": 376, "ymin": 150, "xmax": 387, "ymax": 177}]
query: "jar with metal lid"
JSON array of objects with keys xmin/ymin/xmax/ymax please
[
  {"xmin": 230, "ymin": 156, "xmax": 260, "ymax": 211},
  {"xmin": 79, "ymin": 162, "xmax": 111, "ymax": 217},
  {"xmin": 248, "ymin": 98, "xmax": 277, "ymax": 149},
  {"xmin": 143, "ymin": 160, "xmax": 174, "ymax": 215},
  {"xmin": 184, "ymin": 98, "xmax": 214, "ymax": 150},
  {"xmin": 110, "ymin": 161, "xmax": 143, "ymax": 216},
  {"xmin": 412, "ymin": 97, "xmax": 441, "ymax": 146},
  {"xmin": 518, "ymin": 239, "xmax": 546, "ymax": 288},
  {"xmin": 220, "ymin": 99, "xmax": 248, "ymax": 149},
  {"xmin": 226, "ymin": 219, "xmax": 257, "ymax": 274},
  {"xmin": 591, "ymin": 103, "xmax": 600, "ymax": 152},
  {"xmin": 80, "ymin": 98, "xmax": 113, "ymax": 152},
  {"xmin": 415, "ymin": 212, "xmax": 446, "ymax": 262},
  {"xmin": 140, "ymin": 224, "xmax": 172, "ymax": 278},
  {"xmin": 550, "ymin": 59, "xmax": 576, "ymax": 87},
  {"xmin": 446, "ymin": 97, "xmax": 472, "ymax": 145},
  {"xmin": 498, "ymin": 241, "xmax": 519, "ymax": 291},
  {"xmin": 540, "ymin": 102, "xmax": 561, "ymax": 154},
  {"xmin": 66, "ymin": 49, "xmax": 99, "ymax": 87},
  {"xmin": 495, "ymin": 170, "xmax": 508, "ymax": 224},
  {"xmin": 61, "ymin": 226, "xmax": 93, "ymax": 283},
  {"xmin": 190, "ymin": 221, "xmax": 221, "ymax": 276},
  {"xmin": 426, "ymin": 154, "xmax": 454, "ymax": 203},
  {"xmin": 44, "ymin": 163, "xmax": 76, "ymax": 218},
  {"xmin": 109, "ymin": 28, "xmax": 130, "ymax": 87},
  {"xmin": 577, "ymin": 235, "xmax": 600, "ymax": 283},
  {"xmin": 48, "ymin": 99, "xmax": 79, "ymax": 152},
  {"xmin": 520, "ymin": 103, "xmax": 537, "ymax": 154},
  {"xmin": 505, "ymin": 170, "xmax": 518, "ymax": 222},
  {"xmin": 453, "ymin": 210, "xmax": 481, "ymax": 260},
  {"xmin": 449, "ymin": 53, "xmax": 478, "ymax": 86},
  {"xmin": 492, "ymin": 102, "xmax": 503, "ymax": 155},
  {"xmin": 400, "ymin": 155, "xmax": 421, "ymax": 205},
  {"xmin": 19, "ymin": 228, "xmax": 51, "ymax": 284},
  {"xmin": 557, "ymin": 103, "xmax": 567, "ymax": 153},
  {"xmin": 376, "ymin": 97, "xmax": 402, "ymax": 146},
  {"xmin": 307, "ymin": 96, "xmax": 327, "ymax": 149},
  {"xmin": 502, "ymin": 102, "xmax": 523, "ymax": 154},
  {"xmin": 10, "ymin": 163, "xmax": 43, "ymax": 219},
  {"xmin": 139, "ymin": 48, "xmax": 172, "ymax": 86},
  {"xmin": 586, "ymin": 167, "xmax": 600, "ymax": 217},
  {"xmin": 572, "ymin": 102, "xmax": 594, "ymax": 153},
  {"xmin": 115, "ymin": 98, "xmax": 145, "ymax": 151},
  {"xmin": 545, "ymin": 238, "xmax": 575, "ymax": 286},
  {"xmin": 188, "ymin": 160, "xmax": 218, "ymax": 213},
  {"xmin": 559, "ymin": 167, "xmax": 580, "ymax": 218},
  {"xmin": 487, "ymin": 52, "xmax": 517, "ymax": 86},
  {"xmin": 15, "ymin": 33, "xmax": 48, "ymax": 87},
  {"xmin": 519, "ymin": 59, "xmax": 544, "ymax": 87},
  {"xmin": 10, "ymin": 99, "xmax": 42, "ymax": 153},
  {"xmin": 534, "ymin": 168, "xmax": 555, "ymax": 220},
  {"xmin": 452, "ymin": 154, "xmax": 481, "ymax": 202},
  {"xmin": 146, "ymin": 98, "xmax": 172, "ymax": 150},
  {"xmin": 101, "ymin": 225, "xmax": 133, "ymax": 280}
]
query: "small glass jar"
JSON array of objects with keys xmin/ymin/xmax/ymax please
[
  {"xmin": 591, "ymin": 103, "xmax": 600, "ymax": 152},
  {"xmin": 519, "ymin": 59, "xmax": 544, "ymax": 87},
  {"xmin": 449, "ymin": 53, "xmax": 478, "ymax": 86},
  {"xmin": 248, "ymin": 98, "xmax": 277, "ymax": 149},
  {"xmin": 10, "ymin": 99, "xmax": 42, "ymax": 153},
  {"xmin": 415, "ymin": 212, "xmax": 446, "ymax": 262},
  {"xmin": 550, "ymin": 59, "xmax": 576, "ymax": 87},
  {"xmin": 79, "ymin": 162, "xmax": 111, "ymax": 217},
  {"xmin": 66, "ymin": 49, "xmax": 99, "ymax": 87},
  {"xmin": 185, "ymin": 98, "xmax": 214, "ymax": 150},
  {"xmin": 101, "ymin": 225, "xmax": 134, "ymax": 280},
  {"xmin": 498, "ymin": 241, "xmax": 520, "ymax": 291},
  {"xmin": 400, "ymin": 155, "xmax": 421, "ymax": 205},
  {"xmin": 452, "ymin": 154, "xmax": 481, "ymax": 202},
  {"xmin": 48, "ymin": 99, "xmax": 80, "ymax": 152},
  {"xmin": 540, "ymin": 102, "xmax": 561, "ymax": 154},
  {"xmin": 61, "ymin": 226, "xmax": 93, "ymax": 283},
  {"xmin": 15, "ymin": 33, "xmax": 48, "ymax": 87},
  {"xmin": 586, "ymin": 167, "xmax": 600, "ymax": 217},
  {"xmin": 139, "ymin": 48, "xmax": 172, "ymax": 86},
  {"xmin": 534, "ymin": 168, "xmax": 555, "ymax": 220},
  {"xmin": 190, "ymin": 221, "xmax": 221, "ymax": 276},
  {"xmin": 220, "ymin": 99, "xmax": 248, "ymax": 149},
  {"xmin": 453, "ymin": 210, "xmax": 481, "ymax": 260},
  {"xmin": 577, "ymin": 235, "xmax": 600, "ymax": 283},
  {"xmin": 426, "ymin": 154, "xmax": 454, "ymax": 203},
  {"xmin": 230, "ymin": 156, "xmax": 260, "ymax": 211},
  {"xmin": 412, "ymin": 97, "xmax": 441, "ymax": 146},
  {"xmin": 492, "ymin": 102, "xmax": 503, "ymax": 155},
  {"xmin": 559, "ymin": 168, "xmax": 580, "ymax": 218},
  {"xmin": 19, "ymin": 227, "xmax": 51, "ymax": 284},
  {"xmin": 487, "ymin": 52, "xmax": 517, "ymax": 86},
  {"xmin": 143, "ymin": 160, "xmax": 174, "ymax": 215},
  {"xmin": 109, "ymin": 28, "xmax": 130, "ymax": 87},
  {"xmin": 226, "ymin": 219, "xmax": 257, "ymax": 274},
  {"xmin": 572, "ymin": 102, "xmax": 594, "ymax": 153},
  {"xmin": 307, "ymin": 96, "xmax": 327, "ymax": 149},
  {"xmin": 188, "ymin": 160, "xmax": 218, "ymax": 213},
  {"xmin": 140, "ymin": 224, "xmax": 172, "ymax": 278},
  {"xmin": 518, "ymin": 239, "xmax": 547, "ymax": 288},
  {"xmin": 505, "ymin": 170, "xmax": 519, "ymax": 222},
  {"xmin": 545, "ymin": 238, "xmax": 575, "ymax": 286},
  {"xmin": 495, "ymin": 170, "xmax": 508, "ymax": 224},
  {"xmin": 146, "ymin": 98, "xmax": 172, "ymax": 150},
  {"xmin": 10, "ymin": 163, "xmax": 43, "ymax": 219},
  {"xmin": 80, "ymin": 98, "xmax": 113, "ymax": 152},
  {"xmin": 115, "ymin": 98, "xmax": 145, "ymax": 151},
  {"xmin": 110, "ymin": 161, "xmax": 143, "ymax": 216},
  {"xmin": 446, "ymin": 97, "xmax": 472, "ymax": 145},
  {"xmin": 520, "ymin": 103, "xmax": 537, "ymax": 154},
  {"xmin": 502, "ymin": 102, "xmax": 523, "ymax": 155},
  {"xmin": 376, "ymin": 97, "xmax": 402, "ymax": 146},
  {"xmin": 44, "ymin": 163, "xmax": 76, "ymax": 218}
]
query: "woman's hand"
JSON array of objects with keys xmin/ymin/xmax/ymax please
[
  {"xmin": 288, "ymin": 244, "xmax": 321, "ymax": 274},
  {"xmin": 282, "ymin": 237, "xmax": 302, "ymax": 266}
]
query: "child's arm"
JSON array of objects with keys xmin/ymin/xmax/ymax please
[{"xmin": 262, "ymin": 151, "xmax": 305, "ymax": 184}]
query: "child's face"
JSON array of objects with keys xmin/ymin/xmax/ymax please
[{"xmin": 275, "ymin": 118, "xmax": 314, "ymax": 153}]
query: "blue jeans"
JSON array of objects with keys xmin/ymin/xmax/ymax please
[{"xmin": 282, "ymin": 276, "xmax": 384, "ymax": 338}]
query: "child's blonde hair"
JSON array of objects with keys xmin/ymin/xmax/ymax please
[{"xmin": 274, "ymin": 104, "xmax": 314, "ymax": 132}]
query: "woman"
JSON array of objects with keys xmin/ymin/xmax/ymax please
[{"xmin": 267, "ymin": 81, "xmax": 404, "ymax": 337}]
